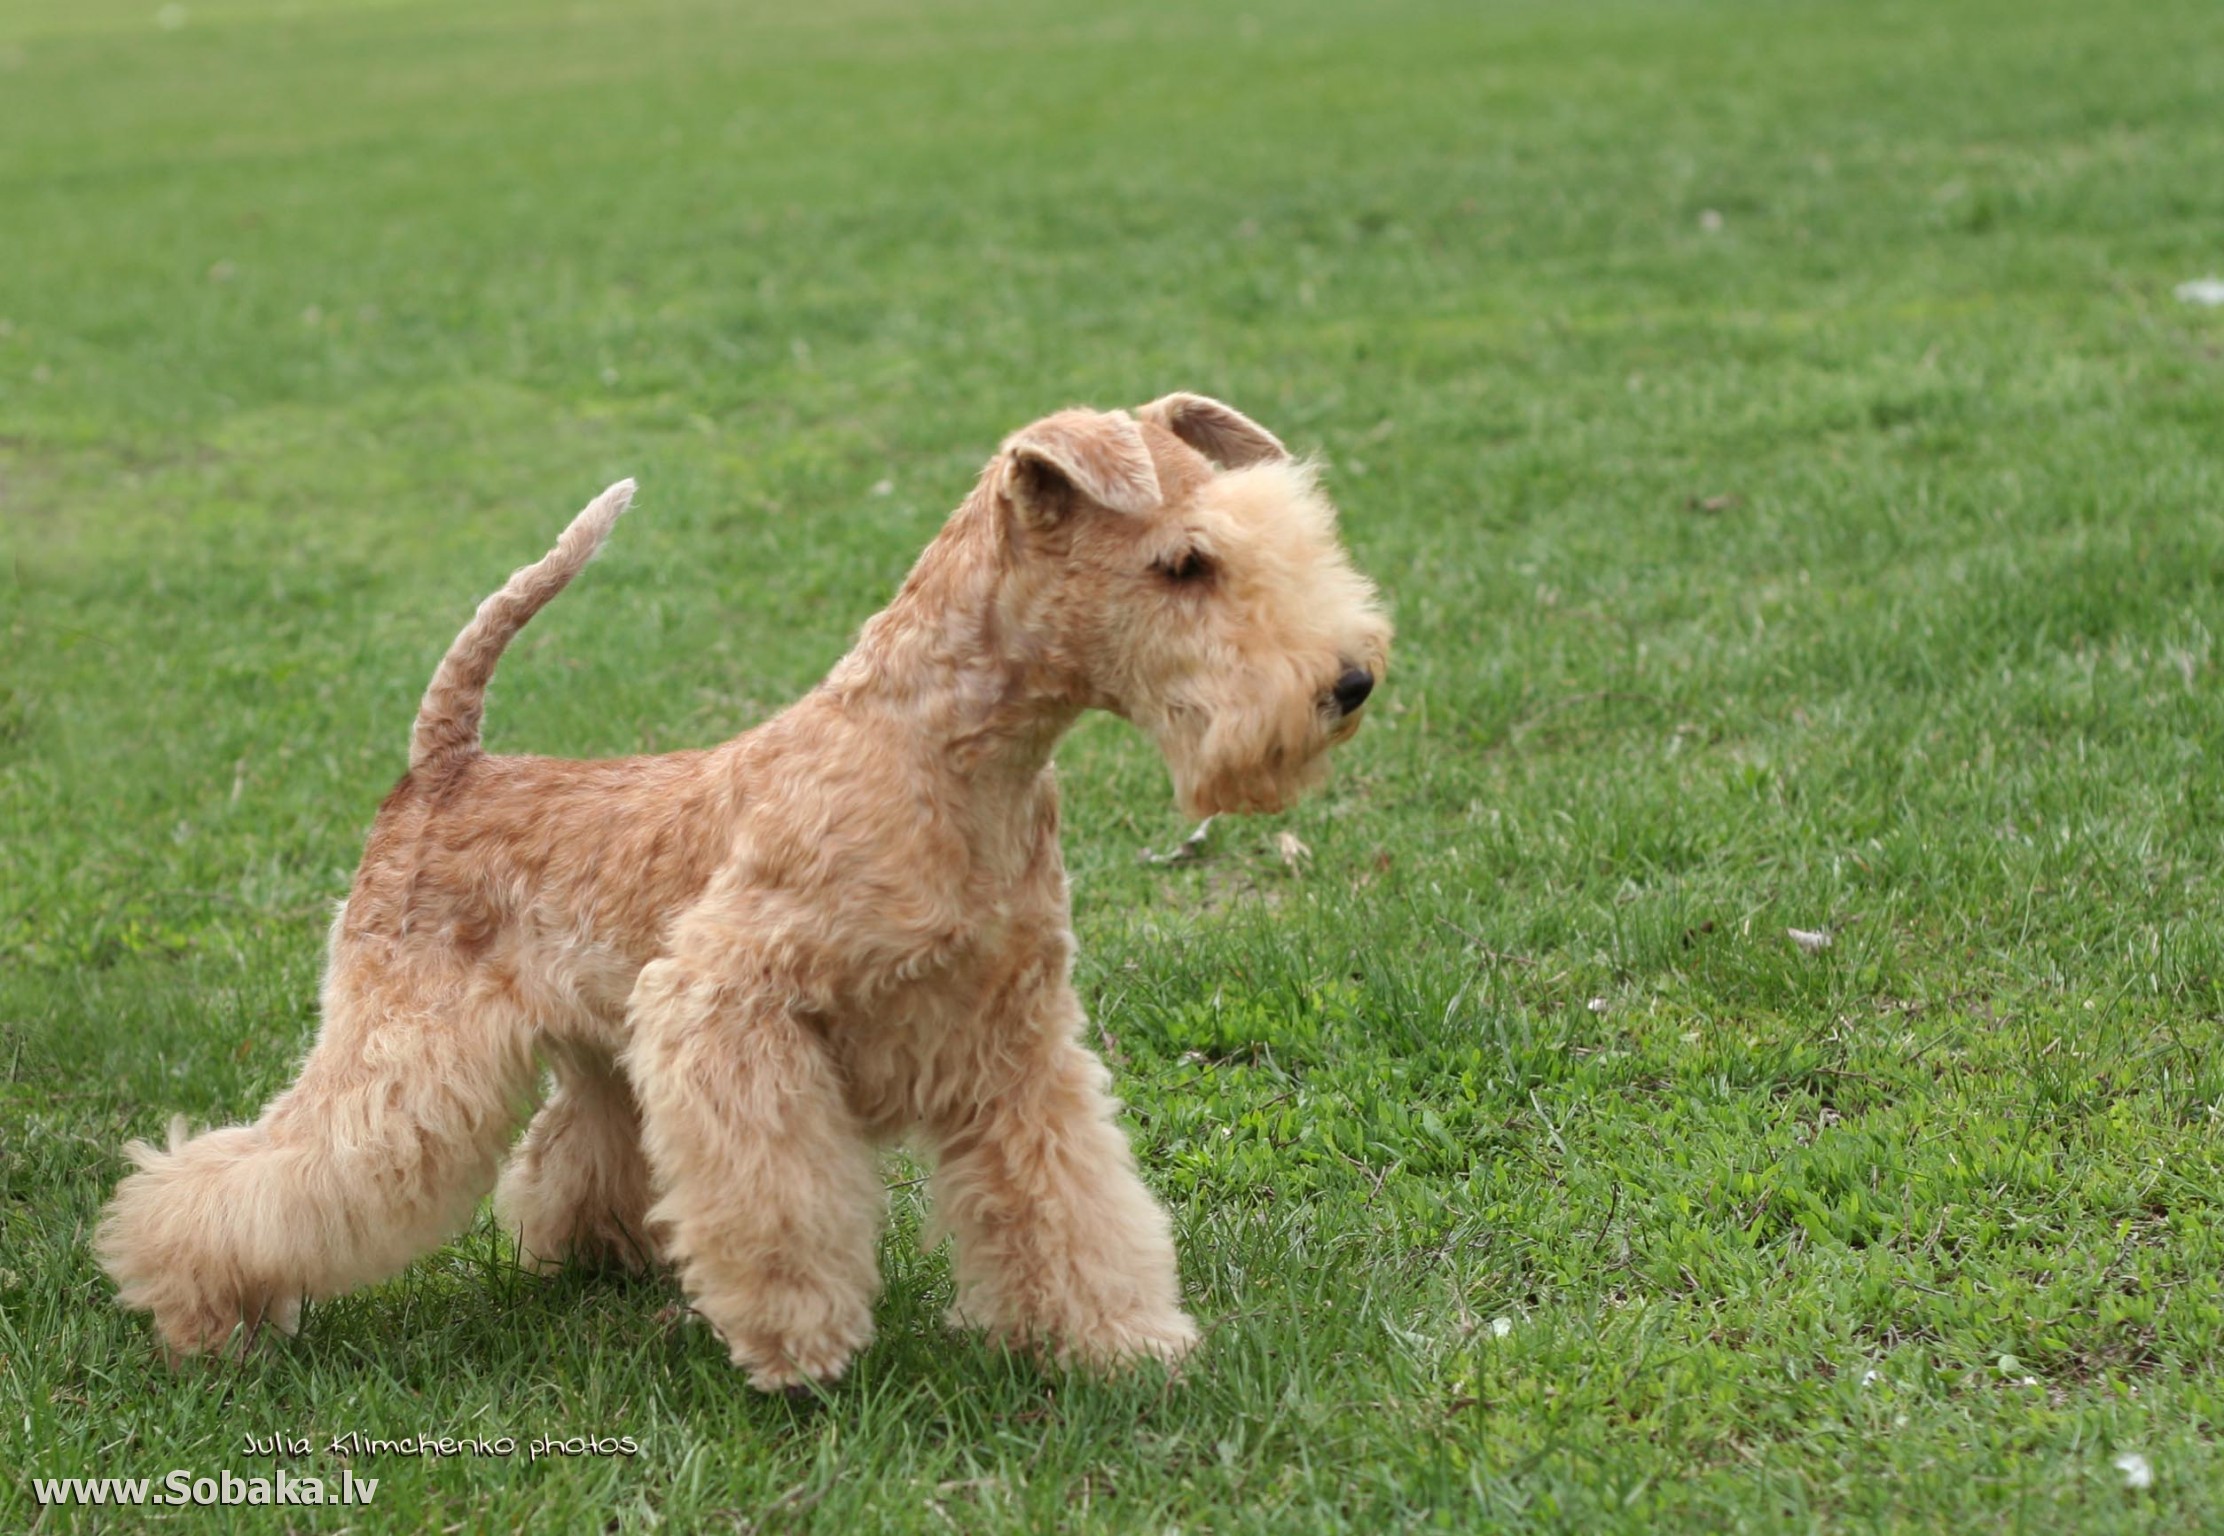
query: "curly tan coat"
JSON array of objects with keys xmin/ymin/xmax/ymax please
[{"xmin": 96, "ymin": 394, "xmax": 1392, "ymax": 1391}]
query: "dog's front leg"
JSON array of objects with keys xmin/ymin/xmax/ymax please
[
  {"xmin": 925, "ymin": 985, "xmax": 1199, "ymax": 1373},
  {"xmin": 625, "ymin": 956, "xmax": 883, "ymax": 1392}
]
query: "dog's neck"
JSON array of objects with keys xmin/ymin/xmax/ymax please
[{"xmin": 821, "ymin": 492, "xmax": 1084, "ymax": 813}]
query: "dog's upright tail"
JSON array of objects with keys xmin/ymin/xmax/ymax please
[{"xmin": 408, "ymin": 479, "xmax": 636, "ymax": 775}]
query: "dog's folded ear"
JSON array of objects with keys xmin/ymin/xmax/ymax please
[
  {"xmin": 1137, "ymin": 393, "xmax": 1289, "ymax": 469},
  {"xmin": 1002, "ymin": 409, "xmax": 1162, "ymax": 524}
]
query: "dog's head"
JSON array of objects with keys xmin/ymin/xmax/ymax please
[{"xmin": 990, "ymin": 394, "xmax": 1392, "ymax": 816}]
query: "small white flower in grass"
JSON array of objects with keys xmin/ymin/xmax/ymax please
[
  {"xmin": 1788, "ymin": 927, "xmax": 1831, "ymax": 953},
  {"xmin": 1860, "ymin": 1367, "xmax": 1881, "ymax": 1387},
  {"xmin": 1490, "ymin": 1316, "xmax": 1515, "ymax": 1339},
  {"xmin": 1587, "ymin": 996, "xmax": 1609, "ymax": 1014},
  {"xmin": 2175, "ymin": 278, "xmax": 2224, "ymax": 307},
  {"xmin": 2115, "ymin": 1452, "xmax": 2153, "ymax": 1490}
]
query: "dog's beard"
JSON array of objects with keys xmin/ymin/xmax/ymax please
[{"xmin": 1155, "ymin": 689, "xmax": 1345, "ymax": 818}]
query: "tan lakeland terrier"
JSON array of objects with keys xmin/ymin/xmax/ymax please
[{"xmin": 95, "ymin": 394, "xmax": 1392, "ymax": 1391}]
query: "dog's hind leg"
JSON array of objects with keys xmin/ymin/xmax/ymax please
[
  {"xmin": 495, "ymin": 1043, "xmax": 658, "ymax": 1273},
  {"xmin": 94, "ymin": 951, "xmax": 540, "ymax": 1357}
]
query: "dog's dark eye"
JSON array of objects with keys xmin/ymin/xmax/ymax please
[{"xmin": 1154, "ymin": 549, "xmax": 1213, "ymax": 585}]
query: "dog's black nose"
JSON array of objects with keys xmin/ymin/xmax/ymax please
[{"xmin": 1331, "ymin": 667, "xmax": 1374, "ymax": 715}]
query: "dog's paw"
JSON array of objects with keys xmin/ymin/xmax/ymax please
[
  {"xmin": 732, "ymin": 1332, "xmax": 867, "ymax": 1394},
  {"xmin": 720, "ymin": 1308, "xmax": 876, "ymax": 1394},
  {"xmin": 1051, "ymin": 1309, "xmax": 1201, "ymax": 1375},
  {"xmin": 960, "ymin": 1307, "xmax": 1201, "ymax": 1377},
  {"xmin": 147, "ymin": 1287, "xmax": 302, "ymax": 1364}
]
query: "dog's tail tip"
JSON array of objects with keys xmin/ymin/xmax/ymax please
[
  {"xmin": 573, "ymin": 477, "xmax": 637, "ymax": 543},
  {"xmin": 408, "ymin": 477, "xmax": 643, "ymax": 777}
]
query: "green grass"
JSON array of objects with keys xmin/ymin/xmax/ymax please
[{"xmin": 4, "ymin": 0, "xmax": 2224, "ymax": 1528}]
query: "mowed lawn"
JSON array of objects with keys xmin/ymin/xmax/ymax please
[{"xmin": 4, "ymin": 0, "xmax": 2224, "ymax": 1528}]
